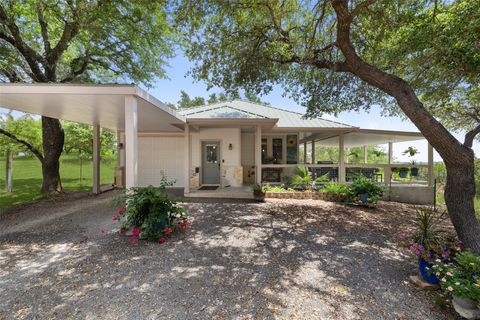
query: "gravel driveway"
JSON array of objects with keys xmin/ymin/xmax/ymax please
[{"xmin": 0, "ymin": 191, "xmax": 459, "ymax": 319}]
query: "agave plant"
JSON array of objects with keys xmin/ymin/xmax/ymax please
[{"xmin": 412, "ymin": 206, "xmax": 447, "ymax": 249}]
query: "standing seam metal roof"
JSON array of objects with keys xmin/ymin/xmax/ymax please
[{"xmin": 178, "ymin": 99, "xmax": 354, "ymax": 128}]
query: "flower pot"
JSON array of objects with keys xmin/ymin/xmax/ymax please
[
  {"xmin": 418, "ymin": 258, "xmax": 440, "ymax": 284},
  {"xmin": 399, "ymin": 169, "xmax": 409, "ymax": 178},
  {"xmin": 410, "ymin": 167, "xmax": 419, "ymax": 177},
  {"xmin": 452, "ymin": 295, "xmax": 480, "ymax": 319},
  {"xmin": 359, "ymin": 193, "xmax": 368, "ymax": 204},
  {"xmin": 254, "ymin": 193, "xmax": 265, "ymax": 202}
]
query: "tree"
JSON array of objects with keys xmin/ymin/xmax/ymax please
[
  {"xmin": 177, "ymin": 0, "xmax": 480, "ymax": 252},
  {"xmin": 173, "ymin": 90, "xmax": 269, "ymax": 108},
  {"xmin": 0, "ymin": 0, "xmax": 175, "ymax": 192},
  {"xmin": 0, "ymin": 113, "xmax": 42, "ymax": 192}
]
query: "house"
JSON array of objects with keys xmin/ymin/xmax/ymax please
[{"xmin": 0, "ymin": 84, "xmax": 434, "ymax": 204}]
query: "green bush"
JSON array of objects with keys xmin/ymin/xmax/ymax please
[
  {"xmin": 321, "ymin": 182, "xmax": 351, "ymax": 198},
  {"xmin": 262, "ymin": 184, "xmax": 295, "ymax": 193},
  {"xmin": 349, "ymin": 175, "xmax": 385, "ymax": 204},
  {"xmin": 292, "ymin": 166, "xmax": 313, "ymax": 190},
  {"xmin": 113, "ymin": 177, "xmax": 187, "ymax": 242}
]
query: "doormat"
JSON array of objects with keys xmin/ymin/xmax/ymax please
[{"xmin": 198, "ymin": 186, "xmax": 219, "ymax": 191}]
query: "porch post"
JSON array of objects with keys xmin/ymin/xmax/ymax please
[
  {"xmin": 184, "ymin": 123, "xmax": 190, "ymax": 194},
  {"xmin": 339, "ymin": 134, "xmax": 345, "ymax": 183},
  {"xmin": 125, "ymin": 95, "xmax": 138, "ymax": 189},
  {"xmin": 303, "ymin": 142, "xmax": 307, "ymax": 164},
  {"xmin": 428, "ymin": 143, "xmax": 434, "ymax": 187},
  {"xmin": 384, "ymin": 142, "xmax": 393, "ymax": 186},
  {"xmin": 92, "ymin": 124, "xmax": 101, "ymax": 194},
  {"xmin": 311, "ymin": 140, "xmax": 316, "ymax": 165},
  {"xmin": 255, "ymin": 125, "xmax": 262, "ymax": 184},
  {"xmin": 363, "ymin": 145, "xmax": 368, "ymax": 163}
]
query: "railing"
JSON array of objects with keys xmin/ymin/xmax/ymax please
[{"xmin": 260, "ymin": 163, "xmax": 433, "ymax": 186}]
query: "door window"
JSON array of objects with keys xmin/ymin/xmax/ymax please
[{"xmin": 205, "ymin": 144, "xmax": 218, "ymax": 163}]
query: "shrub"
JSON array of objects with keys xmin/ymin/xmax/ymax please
[
  {"xmin": 320, "ymin": 182, "xmax": 351, "ymax": 200},
  {"xmin": 292, "ymin": 166, "xmax": 313, "ymax": 190},
  {"xmin": 263, "ymin": 184, "xmax": 290, "ymax": 193},
  {"xmin": 349, "ymin": 175, "xmax": 384, "ymax": 204},
  {"xmin": 112, "ymin": 176, "xmax": 187, "ymax": 243}
]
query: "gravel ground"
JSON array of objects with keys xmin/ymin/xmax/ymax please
[{"xmin": 0, "ymin": 191, "xmax": 460, "ymax": 320}]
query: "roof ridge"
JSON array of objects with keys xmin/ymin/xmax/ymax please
[{"xmin": 232, "ymin": 99, "xmax": 353, "ymax": 127}]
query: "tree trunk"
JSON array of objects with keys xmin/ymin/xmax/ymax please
[
  {"xmin": 40, "ymin": 116, "xmax": 64, "ymax": 193},
  {"xmin": 444, "ymin": 157, "xmax": 480, "ymax": 254},
  {"xmin": 5, "ymin": 149, "xmax": 13, "ymax": 192},
  {"xmin": 330, "ymin": 0, "xmax": 480, "ymax": 253}
]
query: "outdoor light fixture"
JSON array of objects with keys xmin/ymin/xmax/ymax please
[{"xmin": 229, "ymin": 143, "xmax": 233, "ymax": 150}]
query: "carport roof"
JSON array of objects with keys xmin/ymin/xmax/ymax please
[{"xmin": 0, "ymin": 83, "xmax": 185, "ymax": 132}]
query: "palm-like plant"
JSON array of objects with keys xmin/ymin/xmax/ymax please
[
  {"xmin": 412, "ymin": 206, "xmax": 447, "ymax": 249},
  {"xmin": 292, "ymin": 166, "xmax": 313, "ymax": 190}
]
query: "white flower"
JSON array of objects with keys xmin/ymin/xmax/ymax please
[
  {"xmin": 441, "ymin": 278, "xmax": 447, "ymax": 282},
  {"xmin": 436, "ymin": 272, "xmax": 441, "ymax": 276},
  {"xmin": 455, "ymin": 282, "xmax": 460, "ymax": 286},
  {"xmin": 447, "ymin": 286, "xmax": 453, "ymax": 292},
  {"xmin": 446, "ymin": 272, "xmax": 453, "ymax": 276},
  {"xmin": 435, "ymin": 259, "xmax": 441, "ymax": 263}
]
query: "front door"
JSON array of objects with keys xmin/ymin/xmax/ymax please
[{"xmin": 202, "ymin": 141, "xmax": 220, "ymax": 184}]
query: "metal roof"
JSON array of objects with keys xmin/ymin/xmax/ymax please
[{"xmin": 179, "ymin": 100, "xmax": 354, "ymax": 129}]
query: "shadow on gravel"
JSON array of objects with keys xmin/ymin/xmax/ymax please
[{"xmin": 0, "ymin": 197, "xmax": 459, "ymax": 319}]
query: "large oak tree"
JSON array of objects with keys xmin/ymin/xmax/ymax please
[
  {"xmin": 177, "ymin": 0, "xmax": 480, "ymax": 253},
  {"xmin": 0, "ymin": 0, "xmax": 175, "ymax": 192}
]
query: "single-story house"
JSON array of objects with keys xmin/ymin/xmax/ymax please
[{"xmin": 0, "ymin": 84, "xmax": 435, "ymax": 204}]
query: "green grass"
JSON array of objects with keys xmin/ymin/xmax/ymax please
[
  {"xmin": 436, "ymin": 190, "xmax": 480, "ymax": 219},
  {"xmin": 0, "ymin": 155, "xmax": 115, "ymax": 208}
]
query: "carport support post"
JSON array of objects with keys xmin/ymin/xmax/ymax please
[
  {"xmin": 363, "ymin": 145, "xmax": 368, "ymax": 163},
  {"xmin": 92, "ymin": 124, "xmax": 101, "ymax": 194},
  {"xmin": 184, "ymin": 123, "xmax": 190, "ymax": 194},
  {"xmin": 384, "ymin": 142, "xmax": 393, "ymax": 186},
  {"xmin": 311, "ymin": 140, "xmax": 316, "ymax": 165},
  {"xmin": 428, "ymin": 143, "xmax": 434, "ymax": 187},
  {"xmin": 125, "ymin": 96, "xmax": 138, "ymax": 189},
  {"xmin": 255, "ymin": 125, "xmax": 262, "ymax": 185},
  {"xmin": 303, "ymin": 142, "xmax": 307, "ymax": 164},
  {"xmin": 339, "ymin": 134, "xmax": 345, "ymax": 183}
]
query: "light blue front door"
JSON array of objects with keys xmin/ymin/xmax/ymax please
[{"xmin": 202, "ymin": 142, "xmax": 220, "ymax": 184}]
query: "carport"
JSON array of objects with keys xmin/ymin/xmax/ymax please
[{"xmin": 0, "ymin": 83, "xmax": 185, "ymax": 193}]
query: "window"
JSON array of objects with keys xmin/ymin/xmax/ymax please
[
  {"xmin": 261, "ymin": 138, "xmax": 268, "ymax": 162},
  {"xmin": 272, "ymin": 138, "xmax": 283, "ymax": 163},
  {"xmin": 205, "ymin": 144, "xmax": 218, "ymax": 163}
]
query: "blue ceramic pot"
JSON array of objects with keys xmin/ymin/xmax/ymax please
[
  {"xmin": 359, "ymin": 193, "xmax": 368, "ymax": 204},
  {"xmin": 418, "ymin": 258, "xmax": 440, "ymax": 284}
]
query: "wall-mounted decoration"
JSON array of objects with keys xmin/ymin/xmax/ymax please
[{"xmin": 287, "ymin": 134, "xmax": 298, "ymax": 164}]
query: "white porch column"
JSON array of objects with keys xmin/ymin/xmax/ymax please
[
  {"xmin": 428, "ymin": 143, "xmax": 434, "ymax": 187},
  {"xmin": 339, "ymin": 134, "xmax": 345, "ymax": 183},
  {"xmin": 303, "ymin": 142, "xmax": 307, "ymax": 164},
  {"xmin": 92, "ymin": 124, "xmax": 101, "ymax": 194},
  {"xmin": 125, "ymin": 96, "xmax": 138, "ymax": 189},
  {"xmin": 384, "ymin": 142, "xmax": 393, "ymax": 185},
  {"xmin": 255, "ymin": 125, "xmax": 262, "ymax": 184},
  {"xmin": 363, "ymin": 145, "xmax": 368, "ymax": 163},
  {"xmin": 311, "ymin": 140, "xmax": 316, "ymax": 165},
  {"xmin": 184, "ymin": 123, "xmax": 190, "ymax": 194}
]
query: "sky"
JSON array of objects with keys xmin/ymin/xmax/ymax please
[{"xmin": 2, "ymin": 50, "xmax": 478, "ymax": 164}]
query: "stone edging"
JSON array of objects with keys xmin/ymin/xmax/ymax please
[{"xmin": 264, "ymin": 191, "xmax": 342, "ymax": 202}]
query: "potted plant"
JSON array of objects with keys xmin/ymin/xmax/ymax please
[
  {"xmin": 398, "ymin": 167, "xmax": 410, "ymax": 178},
  {"xmin": 430, "ymin": 251, "xmax": 480, "ymax": 319},
  {"xmin": 403, "ymin": 146, "xmax": 420, "ymax": 177},
  {"xmin": 398, "ymin": 206, "xmax": 456, "ymax": 284},
  {"xmin": 349, "ymin": 174, "xmax": 384, "ymax": 205},
  {"xmin": 253, "ymin": 183, "xmax": 265, "ymax": 202}
]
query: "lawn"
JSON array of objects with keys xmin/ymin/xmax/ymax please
[
  {"xmin": 436, "ymin": 189, "xmax": 480, "ymax": 219},
  {"xmin": 0, "ymin": 155, "xmax": 116, "ymax": 208}
]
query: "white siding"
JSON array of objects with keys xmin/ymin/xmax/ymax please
[
  {"xmin": 138, "ymin": 136, "xmax": 184, "ymax": 187},
  {"xmin": 191, "ymin": 128, "xmax": 241, "ymax": 167}
]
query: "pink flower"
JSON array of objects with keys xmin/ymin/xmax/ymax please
[
  {"xmin": 129, "ymin": 236, "xmax": 138, "ymax": 245},
  {"xmin": 132, "ymin": 228, "xmax": 141, "ymax": 236},
  {"xmin": 112, "ymin": 215, "xmax": 118, "ymax": 221},
  {"xmin": 157, "ymin": 237, "xmax": 168, "ymax": 244},
  {"xmin": 118, "ymin": 206, "xmax": 126, "ymax": 216},
  {"xmin": 101, "ymin": 229, "xmax": 107, "ymax": 235},
  {"xmin": 162, "ymin": 227, "xmax": 173, "ymax": 235},
  {"xmin": 180, "ymin": 220, "xmax": 188, "ymax": 231}
]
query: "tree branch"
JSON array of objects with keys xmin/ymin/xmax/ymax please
[
  {"xmin": 0, "ymin": 128, "xmax": 44, "ymax": 162},
  {"xmin": 464, "ymin": 124, "xmax": 480, "ymax": 148},
  {"xmin": 351, "ymin": 0, "xmax": 377, "ymax": 18},
  {"xmin": 36, "ymin": 1, "xmax": 52, "ymax": 55}
]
